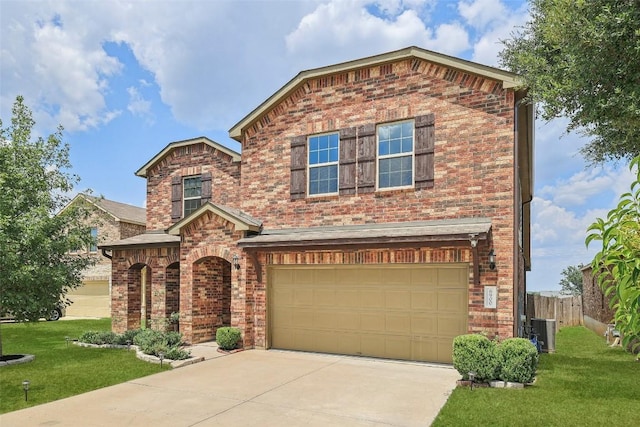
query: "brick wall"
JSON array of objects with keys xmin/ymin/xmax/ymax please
[
  {"xmin": 237, "ymin": 57, "xmax": 518, "ymax": 341},
  {"xmin": 582, "ymin": 266, "xmax": 616, "ymax": 324},
  {"xmin": 145, "ymin": 143, "xmax": 240, "ymax": 230}
]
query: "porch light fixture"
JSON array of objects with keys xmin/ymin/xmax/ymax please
[
  {"xmin": 22, "ymin": 380, "xmax": 30, "ymax": 401},
  {"xmin": 232, "ymin": 254, "xmax": 240, "ymax": 270},
  {"xmin": 489, "ymin": 249, "xmax": 496, "ymax": 270}
]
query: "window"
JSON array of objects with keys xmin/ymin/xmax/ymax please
[
  {"xmin": 183, "ymin": 176, "xmax": 202, "ymax": 216},
  {"xmin": 308, "ymin": 133, "xmax": 339, "ymax": 195},
  {"xmin": 89, "ymin": 227, "xmax": 98, "ymax": 253},
  {"xmin": 377, "ymin": 121, "xmax": 414, "ymax": 189}
]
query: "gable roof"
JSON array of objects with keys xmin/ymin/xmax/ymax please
[
  {"xmin": 167, "ymin": 202, "xmax": 262, "ymax": 235},
  {"xmin": 68, "ymin": 194, "xmax": 146, "ymax": 225},
  {"xmin": 135, "ymin": 136, "xmax": 241, "ymax": 178},
  {"xmin": 229, "ymin": 45, "xmax": 522, "ymax": 141}
]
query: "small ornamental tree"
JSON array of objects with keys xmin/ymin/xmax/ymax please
[
  {"xmin": 586, "ymin": 156, "xmax": 640, "ymax": 351},
  {"xmin": 0, "ymin": 96, "xmax": 95, "ymax": 357}
]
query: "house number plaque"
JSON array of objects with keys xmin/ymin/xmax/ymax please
[{"xmin": 484, "ymin": 286, "xmax": 497, "ymax": 309}]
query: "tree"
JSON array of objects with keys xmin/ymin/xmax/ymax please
[
  {"xmin": 559, "ymin": 264, "xmax": 583, "ymax": 296},
  {"xmin": 500, "ymin": 0, "xmax": 640, "ymax": 164},
  {"xmin": 0, "ymin": 96, "xmax": 95, "ymax": 357},
  {"xmin": 586, "ymin": 156, "xmax": 640, "ymax": 351}
]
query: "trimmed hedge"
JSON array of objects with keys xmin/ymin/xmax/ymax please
[
  {"xmin": 216, "ymin": 327, "xmax": 241, "ymax": 350},
  {"xmin": 496, "ymin": 338, "xmax": 539, "ymax": 383},
  {"xmin": 78, "ymin": 328, "xmax": 190, "ymax": 360},
  {"xmin": 453, "ymin": 334, "xmax": 539, "ymax": 384},
  {"xmin": 452, "ymin": 334, "xmax": 498, "ymax": 382}
]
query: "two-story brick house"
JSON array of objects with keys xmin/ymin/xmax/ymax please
[
  {"xmin": 101, "ymin": 46, "xmax": 534, "ymax": 364},
  {"xmin": 64, "ymin": 194, "xmax": 146, "ymax": 317}
]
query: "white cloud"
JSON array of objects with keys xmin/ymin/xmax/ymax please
[
  {"xmin": 126, "ymin": 86, "xmax": 153, "ymax": 122},
  {"xmin": 458, "ymin": 0, "xmax": 507, "ymax": 30},
  {"xmin": 285, "ymin": 0, "xmax": 470, "ymax": 65}
]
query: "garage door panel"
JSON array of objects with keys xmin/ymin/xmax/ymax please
[
  {"xmin": 335, "ymin": 312, "xmax": 360, "ymax": 330},
  {"xmin": 381, "ymin": 267, "xmax": 411, "ymax": 285},
  {"xmin": 385, "ymin": 290, "xmax": 411, "ymax": 309},
  {"xmin": 294, "ymin": 288, "xmax": 314, "ymax": 306},
  {"xmin": 361, "ymin": 313, "xmax": 385, "ymax": 331},
  {"xmin": 314, "ymin": 289, "xmax": 336, "ymax": 306},
  {"xmin": 411, "ymin": 291, "xmax": 437, "ymax": 310},
  {"xmin": 438, "ymin": 290, "xmax": 466, "ymax": 312},
  {"xmin": 385, "ymin": 313, "xmax": 411, "ymax": 333},
  {"xmin": 336, "ymin": 289, "xmax": 359, "ymax": 307},
  {"xmin": 361, "ymin": 289, "xmax": 385, "ymax": 308},
  {"xmin": 270, "ymin": 264, "xmax": 468, "ymax": 364}
]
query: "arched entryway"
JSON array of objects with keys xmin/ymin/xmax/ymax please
[
  {"xmin": 126, "ymin": 263, "xmax": 152, "ymax": 329},
  {"xmin": 190, "ymin": 256, "xmax": 232, "ymax": 342}
]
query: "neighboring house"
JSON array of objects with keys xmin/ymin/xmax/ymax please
[
  {"xmin": 101, "ymin": 46, "xmax": 535, "ymax": 364},
  {"xmin": 64, "ymin": 194, "xmax": 146, "ymax": 317},
  {"xmin": 581, "ymin": 265, "xmax": 616, "ymax": 336}
]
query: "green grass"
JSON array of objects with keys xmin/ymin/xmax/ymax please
[
  {"xmin": 0, "ymin": 319, "xmax": 168, "ymax": 414},
  {"xmin": 433, "ymin": 326, "xmax": 640, "ymax": 427}
]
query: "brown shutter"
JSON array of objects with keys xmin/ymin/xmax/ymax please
[
  {"xmin": 357, "ymin": 123, "xmax": 376, "ymax": 193},
  {"xmin": 171, "ymin": 175, "xmax": 182, "ymax": 221},
  {"xmin": 339, "ymin": 127, "xmax": 356, "ymax": 195},
  {"xmin": 414, "ymin": 113, "xmax": 435, "ymax": 189},
  {"xmin": 290, "ymin": 135, "xmax": 307, "ymax": 200},
  {"xmin": 201, "ymin": 172, "xmax": 212, "ymax": 203}
]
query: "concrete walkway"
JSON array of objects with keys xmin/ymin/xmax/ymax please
[{"xmin": 1, "ymin": 348, "xmax": 458, "ymax": 427}]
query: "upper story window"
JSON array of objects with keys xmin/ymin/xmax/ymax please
[
  {"xmin": 183, "ymin": 176, "xmax": 202, "ymax": 216},
  {"xmin": 308, "ymin": 133, "xmax": 339, "ymax": 196},
  {"xmin": 377, "ymin": 121, "xmax": 414, "ymax": 189},
  {"xmin": 89, "ymin": 227, "xmax": 98, "ymax": 253}
]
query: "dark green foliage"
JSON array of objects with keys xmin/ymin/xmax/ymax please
[
  {"xmin": 500, "ymin": 0, "xmax": 640, "ymax": 164},
  {"xmin": 78, "ymin": 328, "xmax": 189, "ymax": 360},
  {"xmin": 216, "ymin": 327, "xmax": 241, "ymax": 350},
  {"xmin": 559, "ymin": 264, "xmax": 584, "ymax": 296},
  {"xmin": 452, "ymin": 334, "xmax": 498, "ymax": 382},
  {"xmin": 496, "ymin": 338, "xmax": 539, "ymax": 383},
  {"xmin": 0, "ymin": 96, "xmax": 95, "ymax": 356}
]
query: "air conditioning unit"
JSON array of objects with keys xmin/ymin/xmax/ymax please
[{"xmin": 531, "ymin": 318, "xmax": 556, "ymax": 353}]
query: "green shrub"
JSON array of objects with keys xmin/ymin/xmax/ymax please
[
  {"xmin": 452, "ymin": 334, "xmax": 498, "ymax": 382},
  {"xmin": 496, "ymin": 338, "xmax": 538, "ymax": 383},
  {"xmin": 117, "ymin": 329, "xmax": 143, "ymax": 345},
  {"xmin": 78, "ymin": 330, "xmax": 118, "ymax": 345},
  {"xmin": 216, "ymin": 327, "xmax": 241, "ymax": 350},
  {"xmin": 164, "ymin": 346, "xmax": 191, "ymax": 360}
]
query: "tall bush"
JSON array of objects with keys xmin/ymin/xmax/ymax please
[
  {"xmin": 496, "ymin": 338, "xmax": 538, "ymax": 383},
  {"xmin": 452, "ymin": 334, "xmax": 498, "ymax": 382}
]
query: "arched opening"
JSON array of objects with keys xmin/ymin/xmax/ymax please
[
  {"xmin": 166, "ymin": 261, "xmax": 180, "ymax": 326},
  {"xmin": 127, "ymin": 263, "xmax": 152, "ymax": 329},
  {"xmin": 191, "ymin": 256, "xmax": 232, "ymax": 342}
]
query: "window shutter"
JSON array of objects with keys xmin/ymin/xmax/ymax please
[
  {"xmin": 171, "ymin": 175, "xmax": 182, "ymax": 221},
  {"xmin": 201, "ymin": 172, "xmax": 212, "ymax": 203},
  {"xmin": 339, "ymin": 127, "xmax": 356, "ymax": 195},
  {"xmin": 290, "ymin": 135, "xmax": 307, "ymax": 200},
  {"xmin": 357, "ymin": 123, "xmax": 376, "ymax": 193},
  {"xmin": 414, "ymin": 113, "xmax": 435, "ymax": 189}
]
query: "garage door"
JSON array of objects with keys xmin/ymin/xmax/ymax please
[
  {"xmin": 269, "ymin": 264, "xmax": 468, "ymax": 363},
  {"xmin": 66, "ymin": 280, "xmax": 110, "ymax": 318}
]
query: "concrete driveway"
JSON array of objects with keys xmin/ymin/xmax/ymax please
[{"xmin": 0, "ymin": 348, "xmax": 458, "ymax": 427}]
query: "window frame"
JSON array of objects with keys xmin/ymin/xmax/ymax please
[
  {"xmin": 182, "ymin": 175, "xmax": 203, "ymax": 217},
  {"xmin": 376, "ymin": 119, "xmax": 415, "ymax": 191},
  {"xmin": 306, "ymin": 132, "xmax": 340, "ymax": 197}
]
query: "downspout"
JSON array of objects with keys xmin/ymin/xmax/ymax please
[{"xmin": 513, "ymin": 96, "xmax": 534, "ymax": 337}]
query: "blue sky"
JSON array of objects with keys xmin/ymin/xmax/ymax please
[{"xmin": 0, "ymin": 0, "xmax": 631, "ymax": 292}]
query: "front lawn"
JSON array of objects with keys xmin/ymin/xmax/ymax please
[
  {"xmin": 433, "ymin": 326, "xmax": 640, "ymax": 426},
  {"xmin": 0, "ymin": 319, "xmax": 168, "ymax": 414}
]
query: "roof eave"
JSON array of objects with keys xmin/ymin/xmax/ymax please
[{"xmin": 229, "ymin": 46, "xmax": 521, "ymax": 141}]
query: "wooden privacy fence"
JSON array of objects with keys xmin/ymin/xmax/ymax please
[{"xmin": 526, "ymin": 294, "xmax": 583, "ymax": 332}]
